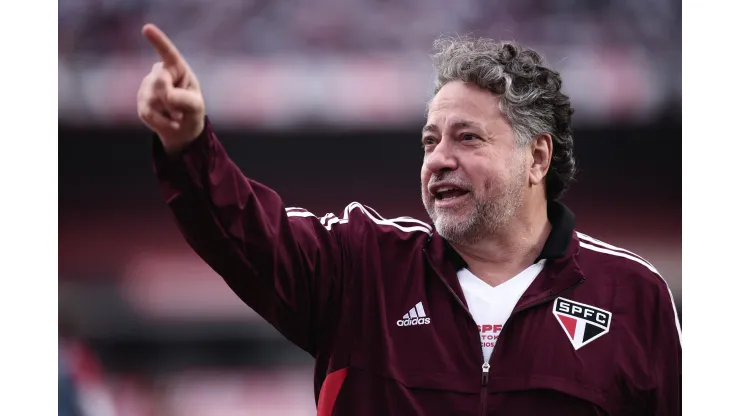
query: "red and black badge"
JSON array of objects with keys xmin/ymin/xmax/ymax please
[{"xmin": 553, "ymin": 297, "xmax": 612, "ymax": 350}]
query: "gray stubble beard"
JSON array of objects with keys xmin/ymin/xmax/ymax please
[{"xmin": 423, "ymin": 162, "xmax": 527, "ymax": 246}]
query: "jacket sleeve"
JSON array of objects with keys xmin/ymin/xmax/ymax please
[
  {"xmin": 152, "ymin": 118, "xmax": 354, "ymax": 356},
  {"xmin": 648, "ymin": 277, "xmax": 682, "ymax": 416}
]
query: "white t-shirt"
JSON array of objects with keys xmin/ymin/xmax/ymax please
[{"xmin": 458, "ymin": 260, "xmax": 545, "ymax": 361}]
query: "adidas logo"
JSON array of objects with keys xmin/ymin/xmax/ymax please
[{"xmin": 396, "ymin": 302, "xmax": 431, "ymax": 327}]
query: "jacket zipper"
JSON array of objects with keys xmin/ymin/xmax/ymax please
[
  {"xmin": 480, "ymin": 361, "xmax": 490, "ymax": 416},
  {"xmin": 425, "ymin": 249, "xmax": 585, "ymax": 415},
  {"xmin": 423, "ymin": 251, "xmax": 490, "ymax": 414}
]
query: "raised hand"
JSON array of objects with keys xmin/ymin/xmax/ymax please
[{"xmin": 137, "ymin": 24, "xmax": 206, "ymax": 154}]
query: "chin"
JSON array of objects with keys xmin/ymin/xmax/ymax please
[
  {"xmin": 434, "ymin": 201, "xmax": 471, "ymax": 217},
  {"xmin": 434, "ymin": 220, "xmax": 481, "ymax": 245},
  {"xmin": 430, "ymin": 206, "xmax": 488, "ymax": 244},
  {"xmin": 432, "ymin": 212, "xmax": 465, "ymax": 231}
]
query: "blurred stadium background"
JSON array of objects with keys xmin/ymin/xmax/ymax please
[{"xmin": 58, "ymin": 0, "xmax": 681, "ymax": 414}]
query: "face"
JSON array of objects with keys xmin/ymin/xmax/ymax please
[{"xmin": 421, "ymin": 81, "xmax": 529, "ymax": 244}]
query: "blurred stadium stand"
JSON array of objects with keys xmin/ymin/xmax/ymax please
[
  {"xmin": 58, "ymin": 0, "xmax": 681, "ymax": 128},
  {"xmin": 59, "ymin": 1, "xmax": 681, "ymax": 414}
]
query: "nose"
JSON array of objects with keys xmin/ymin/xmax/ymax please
[{"xmin": 424, "ymin": 138, "xmax": 458, "ymax": 174}]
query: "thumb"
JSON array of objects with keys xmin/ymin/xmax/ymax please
[{"xmin": 166, "ymin": 89, "xmax": 204, "ymax": 113}]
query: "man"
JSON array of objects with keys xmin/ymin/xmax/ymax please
[{"xmin": 137, "ymin": 24, "xmax": 681, "ymax": 415}]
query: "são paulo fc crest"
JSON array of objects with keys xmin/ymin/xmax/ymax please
[{"xmin": 553, "ymin": 297, "xmax": 612, "ymax": 350}]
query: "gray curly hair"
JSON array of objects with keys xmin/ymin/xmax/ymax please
[{"xmin": 428, "ymin": 36, "xmax": 576, "ymax": 201}]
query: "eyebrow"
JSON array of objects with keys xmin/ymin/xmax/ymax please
[{"xmin": 422, "ymin": 120, "xmax": 481, "ymax": 135}]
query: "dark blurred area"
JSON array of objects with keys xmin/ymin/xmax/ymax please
[{"xmin": 59, "ymin": 0, "xmax": 680, "ymax": 414}]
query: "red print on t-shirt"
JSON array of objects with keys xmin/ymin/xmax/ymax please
[{"xmin": 479, "ymin": 324, "xmax": 503, "ymax": 348}]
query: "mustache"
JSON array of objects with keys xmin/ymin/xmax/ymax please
[{"xmin": 427, "ymin": 174, "xmax": 472, "ymax": 191}]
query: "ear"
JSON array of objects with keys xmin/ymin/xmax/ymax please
[{"xmin": 529, "ymin": 133, "xmax": 553, "ymax": 186}]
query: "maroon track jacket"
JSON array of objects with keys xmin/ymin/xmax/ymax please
[{"xmin": 153, "ymin": 120, "xmax": 682, "ymax": 415}]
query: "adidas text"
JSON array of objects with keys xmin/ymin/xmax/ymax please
[{"xmin": 396, "ymin": 317, "xmax": 431, "ymax": 327}]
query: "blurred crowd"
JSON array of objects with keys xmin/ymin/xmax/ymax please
[
  {"xmin": 59, "ymin": 0, "xmax": 680, "ymax": 57},
  {"xmin": 57, "ymin": 0, "xmax": 682, "ymax": 127}
]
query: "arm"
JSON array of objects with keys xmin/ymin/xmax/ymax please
[
  {"xmin": 154, "ymin": 120, "xmax": 351, "ymax": 355},
  {"xmin": 137, "ymin": 24, "xmax": 352, "ymax": 355}
]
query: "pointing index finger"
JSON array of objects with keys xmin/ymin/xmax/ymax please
[{"xmin": 142, "ymin": 24, "xmax": 184, "ymax": 67}]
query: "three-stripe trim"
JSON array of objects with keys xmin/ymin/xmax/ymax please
[
  {"xmin": 285, "ymin": 203, "xmax": 432, "ymax": 234},
  {"xmin": 577, "ymin": 232, "xmax": 682, "ymax": 347}
]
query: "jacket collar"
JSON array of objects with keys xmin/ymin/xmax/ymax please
[{"xmin": 425, "ymin": 201, "xmax": 584, "ymax": 308}]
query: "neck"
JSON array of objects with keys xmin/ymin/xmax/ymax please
[{"xmin": 452, "ymin": 198, "xmax": 550, "ymax": 287}]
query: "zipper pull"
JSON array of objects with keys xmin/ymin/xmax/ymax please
[{"xmin": 481, "ymin": 362, "xmax": 490, "ymax": 386}]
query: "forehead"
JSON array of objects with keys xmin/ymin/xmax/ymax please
[{"xmin": 426, "ymin": 81, "xmax": 503, "ymax": 127}]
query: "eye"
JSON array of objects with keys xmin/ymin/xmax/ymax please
[
  {"xmin": 461, "ymin": 133, "xmax": 479, "ymax": 141},
  {"xmin": 421, "ymin": 136, "xmax": 437, "ymax": 147}
]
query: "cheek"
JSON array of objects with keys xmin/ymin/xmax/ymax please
[
  {"xmin": 470, "ymin": 165, "xmax": 508, "ymax": 196},
  {"xmin": 466, "ymin": 163, "xmax": 497, "ymax": 189}
]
